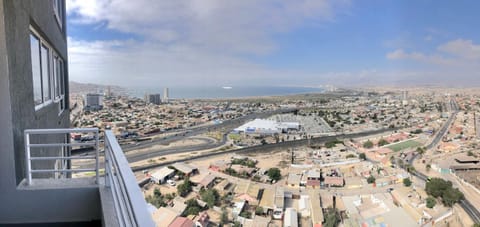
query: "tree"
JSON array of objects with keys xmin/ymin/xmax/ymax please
[
  {"xmin": 378, "ymin": 138, "xmax": 389, "ymax": 146},
  {"xmin": 426, "ymin": 197, "xmax": 436, "ymax": 208},
  {"xmin": 426, "ymin": 178, "xmax": 452, "ymax": 198},
  {"xmin": 363, "ymin": 140, "xmax": 374, "ymax": 149},
  {"xmin": 425, "ymin": 178, "xmax": 464, "ymax": 207},
  {"xmin": 255, "ymin": 206, "xmax": 264, "ymax": 215},
  {"xmin": 346, "ymin": 154, "xmax": 357, "ymax": 159},
  {"xmin": 426, "ymin": 164, "xmax": 431, "ymax": 172},
  {"xmin": 416, "ymin": 147, "xmax": 426, "ymax": 156},
  {"xmin": 403, "ymin": 178, "xmax": 412, "ymax": 187},
  {"xmin": 200, "ymin": 188, "xmax": 220, "ymax": 208},
  {"xmin": 267, "ymin": 168, "xmax": 281, "ymax": 181},
  {"xmin": 220, "ymin": 207, "xmax": 229, "ymax": 226},
  {"xmin": 239, "ymin": 210, "xmax": 252, "ymax": 219},
  {"xmin": 405, "ymin": 164, "xmax": 416, "ymax": 173},
  {"xmin": 153, "ymin": 188, "xmax": 161, "ymax": 197},
  {"xmin": 183, "ymin": 199, "xmax": 202, "ymax": 216},
  {"xmin": 359, "ymin": 153, "xmax": 367, "ymax": 160},
  {"xmin": 177, "ymin": 177, "xmax": 192, "ymax": 197},
  {"xmin": 146, "ymin": 188, "xmax": 167, "ymax": 208},
  {"xmin": 367, "ymin": 176, "xmax": 376, "ymax": 184},
  {"xmin": 324, "ymin": 207, "xmax": 339, "ymax": 227},
  {"xmin": 442, "ymin": 188, "xmax": 464, "ymax": 207}
]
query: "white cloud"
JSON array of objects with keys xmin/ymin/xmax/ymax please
[
  {"xmin": 424, "ymin": 35, "xmax": 432, "ymax": 41},
  {"xmin": 67, "ymin": 0, "xmax": 350, "ymax": 55},
  {"xmin": 385, "ymin": 39, "xmax": 480, "ymax": 84},
  {"xmin": 386, "ymin": 48, "xmax": 457, "ymax": 66},
  {"xmin": 437, "ymin": 39, "xmax": 480, "ymax": 60},
  {"xmin": 386, "ymin": 38, "xmax": 480, "ymax": 66},
  {"xmin": 66, "ymin": 0, "xmax": 352, "ymax": 86}
]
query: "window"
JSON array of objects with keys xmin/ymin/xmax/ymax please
[
  {"xmin": 55, "ymin": 57, "xmax": 66, "ymax": 114},
  {"xmin": 41, "ymin": 44, "xmax": 51, "ymax": 102},
  {"xmin": 30, "ymin": 27, "xmax": 66, "ymax": 113},
  {"xmin": 30, "ymin": 35, "xmax": 42, "ymax": 105},
  {"xmin": 53, "ymin": 0, "xmax": 64, "ymax": 29}
]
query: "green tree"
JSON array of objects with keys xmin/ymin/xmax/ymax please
[
  {"xmin": 405, "ymin": 164, "xmax": 416, "ymax": 173},
  {"xmin": 183, "ymin": 199, "xmax": 202, "ymax": 216},
  {"xmin": 442, "ymin": 188, "xmax": 464, "ymax": 207},
  {"xmin": 403, "ymin": 178, "xmax": 412, "ymax": 187},
  {"xmin": 363, "ymin": 140, "xmax": 374, "ymax": 149},
  {"xmin": 426, "ymin": 178, "xmax": 453, "ymax": 198},
  {"xmin": 378, "ymin": 138, "xmax": 389, "ymax": 146},
  {"xmin": 220, "ymin": 207, "xmax": 229, "ymax": 226},
  {"xmin": 367, "ymin": 176, "xmax": 376, "ymax": 184},
  {"xmin": 324, "ymin": 207, "xmax": 339, "ymax": 227},
  {"xmin": 146, "ymin": 188, "xmax": 167, "ymax": 208},
  {"xmin": 255, "ymin": 206, "xmax": 264, "ymax": 215},
  {"xmin": 359, "ymin": 153, "xmax": 367, "ymax": 160},
  {"xmin": 416, "ymin": 147, "xmax": 426, "ymax": 155},
  {"xmin": 267, "ymin": 168, "xmax": 282, "ymax": 181},
  {"xmin": 346, "ymin": 154, "xmax": 357, "ymax": 159},
  {"xmin": 177, "ymin": 177, "xmax": 192, "ymax": 197},
  {"xmin": 426, "ymin": 197, "xmax": 436, "ymax": 208},
  {"xmin": 425, "ymin": 178, "xmax": 464, "ymax": 207},
  {"xmin": 200, "ymin": 188, "xmax": 220, "ymax": 208},
  {"xmin": 239, "ymin": 210, "xmax": 252, "ymax": 219}
]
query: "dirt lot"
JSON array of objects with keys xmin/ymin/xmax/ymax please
[{"xmin": 456, "ymin": 170, "xmax": 480, "ymax": 189}]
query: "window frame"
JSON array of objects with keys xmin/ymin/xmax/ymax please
[
  {"xmin": 53, "ymin": 0, "xmax": 64, "ymax": 30},
  {"xmin": 30, "ymin": 26, "xmax": 66, "ymax": 113}
]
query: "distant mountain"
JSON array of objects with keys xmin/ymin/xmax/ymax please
[{"xmin": 69, "ymin": 81, "xmax": 126, "ymax": 95}]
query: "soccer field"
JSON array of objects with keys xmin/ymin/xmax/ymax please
[{"xmin": 386, "ymin": 140, "xmax": 422, "ymax": 152}]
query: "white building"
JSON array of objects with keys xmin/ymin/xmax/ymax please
[
  {"xmin": 150, "ymin": 167, "xmax": 175, "ymax": 184},
  {"xmin": 233, "ymin": 119, "xmax": 300, "ymax": 135},
  {"xmin": 163, "ymin": 87, "xmax": 169, "ymax": 103},
  {"xmin": 284, "ymin": 208, "xmax": 298, "ymax": 227}
]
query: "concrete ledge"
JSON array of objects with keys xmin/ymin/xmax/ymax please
[
  {"xmin": 17, "ymin": 178, "xmax": 98, "ymax": 190},
  {"xmin": 99, "ymin": 186, "xmax": 120, "ymax": 227}
]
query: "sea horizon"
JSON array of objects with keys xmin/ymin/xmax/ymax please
[{"xmin": 127, "ymin": 85, "xmax": 325, "ymax": 99}]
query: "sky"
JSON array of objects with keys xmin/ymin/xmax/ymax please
[{"xmin": 66, "ymin": 0, "xmax": 480, "ymax": 88}]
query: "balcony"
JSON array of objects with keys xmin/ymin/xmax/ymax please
[{"xmin": 18, "ymin": 128, "xmax": 155, "ymax": 226}]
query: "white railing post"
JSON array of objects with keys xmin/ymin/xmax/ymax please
[
  {"xmin": 105, "ymin": 138, "xmax": 111, "ymax": 188},
  {"xmin": 95, "ymin": 130, "xmax": 100, "ymax": 184},
  {"xmin": 24, "ymin": 131, "xmax": 32, "ymax": 185}
]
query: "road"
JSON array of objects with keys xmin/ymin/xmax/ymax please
[
  {"xmin": 120, "ymin": 108, "xmax": 295, "ymax": 152},
  {"xmin": 407, "ymin": 99, "xmax": 480, "ymax": 224},
  {"xmin": 130, "ymin": 126, "xmax": 401, "ymax": 172}
]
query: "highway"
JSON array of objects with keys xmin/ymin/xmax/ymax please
[
  {"xmin": 129, "ymin": 126, "xmax": 401, "ymax": 172},
  {"xmin": 407, "ymin": 99, "xmax": 480, "ymax": 224},
  {"xmin": 120, "ymin": 108, "xmax": 295, "ymax": 152}
]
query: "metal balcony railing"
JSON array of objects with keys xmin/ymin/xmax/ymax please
[
  {"xmin": 24, "ymin": 128, "xmax": 155, "ymax": 227},
  {"xmin": 24, "ymin": 128, "xmax": 100, "ymax": 185},
  {"xmin": 104, "ymin": 130, "xmax": 155, "ymax": 226}
]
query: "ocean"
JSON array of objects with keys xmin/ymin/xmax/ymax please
[{"xmin": 127, "ymin": 86, "xmax": 324, "ymax": 99}]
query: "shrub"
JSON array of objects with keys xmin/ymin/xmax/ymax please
[{"xmin": 426, "ymin": 197, "xmax": 436, "ymax": 208}]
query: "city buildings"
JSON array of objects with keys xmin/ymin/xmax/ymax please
[
  {"xmin": 163, "ymin": 87, "xmax": 169, "ymax": 103},
  {"xmin": 146, "ymin": 93, "xmax": 162, "ymax": 105},
  {"xmin": 84, "ymin": 93, "xmax": 104, "ymax": 111}
]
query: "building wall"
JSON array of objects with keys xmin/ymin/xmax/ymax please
[
  {"xmin": 0, "ymin": 1, "xmax": 100, "ymax": 224},
  {"xmin": 1, "ymin": 0, "xmax": 70, "ymax": 183}
]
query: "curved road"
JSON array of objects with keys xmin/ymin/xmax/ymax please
[
  {"xmin": 407, "ymin": 99, "xmax": 480, "ymax": 224},
  {"xmin": 121, "ymin": 108, "xmax": 295, "ymax": 152}
]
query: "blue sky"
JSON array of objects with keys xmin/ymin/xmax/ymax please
[{"xmin": 66, "ymin": 0, "xmax": 480, "ymax": 87}]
